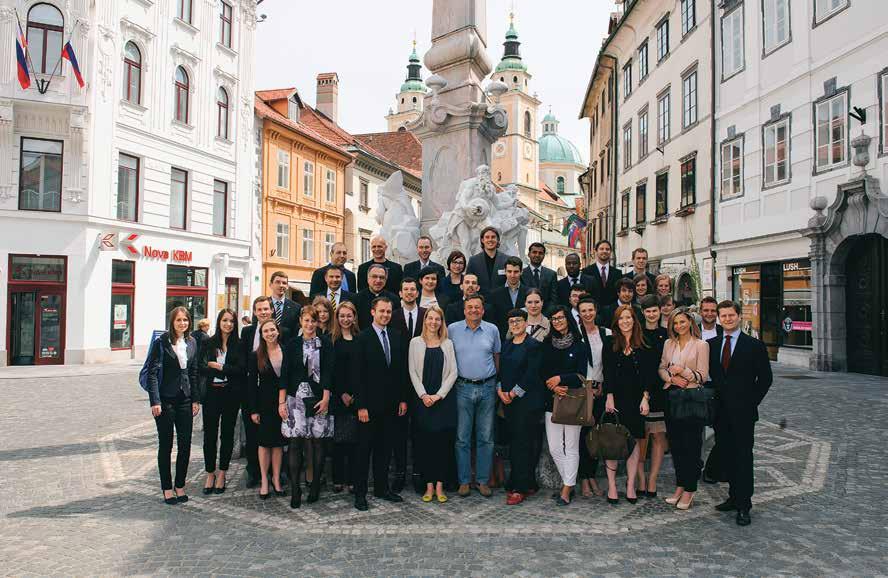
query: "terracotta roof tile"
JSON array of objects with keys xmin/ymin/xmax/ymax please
[
  {"xmin": 256, "ymin": 87, "xmax": 298, "ymax": 102},
  {"xmin": 353, "ymin": 131, "xmax": 423, "ymax": 177},
  {"xmin": 254, "ymin": 96, "xmax": 352, "ymax": 158}
]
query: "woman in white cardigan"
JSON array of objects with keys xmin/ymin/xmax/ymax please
[{"xmin": 408, "ymin": 305, "xmax": 458, "ymax": 503}]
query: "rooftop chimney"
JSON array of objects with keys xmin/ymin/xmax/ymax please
[{"xmin": 316, "ymin": 72, "xmax": 339, "ymax": 122}]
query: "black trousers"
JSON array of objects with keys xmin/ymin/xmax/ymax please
[
  {"xmin": 154, "ymin": 394, "xmax": 193, "ymax": 491},
  {"xmin": 354, "ymin": 415, "xmax": 397, "ymax": 497},
  {"xmin": 389, "ymin": 413, "xmax": 409, "ymax": 476},
  {"xmin": 240, "ymin": 397, "xmax": 259, "ymax": 478},
  {"xmin": 202, "ymin": 385, "xmax": 240, "ymax": 472},
  {"xmin": 505, "ymin": 406, "xmax": 540, "ymax": 493},
  {"xmin": 704, "ymin": 424, "xmax": 728, "ymax": 482},
  {"xmin": 721, "ymin": 413, "xmax": 756, "ymax": 510},
  {"xmin": 332, "ymin": 441, "xmax": 356, "ymax": 486},
  {"xmin": 666, "ymin": 417, "xmax": 704, "ymax": 492},
  {"xmin": 415, "ymin": 428, "xmax": 454, "ymax": 485}
]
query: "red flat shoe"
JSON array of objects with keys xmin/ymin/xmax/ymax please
[{"xmin": 506, "ymin": 492, "xmax": 525, "ymax": 506}]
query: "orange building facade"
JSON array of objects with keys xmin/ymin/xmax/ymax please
[{"xmin": 255, "ymin": 89, "xmax": 353, "ymax": 295}]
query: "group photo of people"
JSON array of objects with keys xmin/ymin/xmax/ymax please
[{"xmin": 143, "ymin": 230, "xmax": 773, "ymax": 526}]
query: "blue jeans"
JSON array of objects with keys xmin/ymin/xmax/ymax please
[{"xmin": 455, "ymin": 379, "xmax": 496, "ymax": 485}]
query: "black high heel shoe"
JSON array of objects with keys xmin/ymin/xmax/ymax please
[
  {"xmin": 625, "ymin": 492, "xmax": 638, "ymax": 504},
  {"xmin": 163, "ymin": 494, "xmax": 178, "ymax": 505}
]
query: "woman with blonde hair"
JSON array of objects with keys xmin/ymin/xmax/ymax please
[
  {"xmin": 408, "ymin": 305, "xmax": 458, "ymax": 503},
  {"xmin": 659, "ymin": 308, "xmax": 710, "ymax": 510},
  {"xmin": 655, "ymin": 274, "xmax": 673, "ymax": 298},
  {"xmin": 329, "ymin": 300, "xmax": 361, "ymax": 493},
  {"xmin": 310, "ymin": 296, "xmax": 335, "ymax": 335}
]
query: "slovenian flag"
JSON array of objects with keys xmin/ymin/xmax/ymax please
[
  {"xmin": 561, "ymin": 213, "xmax": 588, "ymax": 249},
  {"xmin": 15, "ymin": 20, "xmax": 30, "ymax": 89},
  {"xmin": 61, "ymin": 41, "xmax": 84, "ymax": 88}
]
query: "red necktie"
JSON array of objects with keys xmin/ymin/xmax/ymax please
[{"xmin": 721, "ymin": 335, "xmax": 732, "ymax": 372}]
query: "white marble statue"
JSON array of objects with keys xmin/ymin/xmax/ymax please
[
  {"xmin": 429, "ymin": 165, "xmax": 498, "ymax": 259},
  {"xmin": 491, "ymin": 184, "xmax": 529, "ymax": 257},
  {"xmin": 376, "ymin": 170, "xmax": 420, "ymax": 265}
]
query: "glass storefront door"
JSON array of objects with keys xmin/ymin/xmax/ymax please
[
  {"xmin": 10, "ymin": 291, "xmax": 36, "ymax": 365},
  {"xmin": 9, "ymin": 289, "xmax": 65, "ymax": 365}
]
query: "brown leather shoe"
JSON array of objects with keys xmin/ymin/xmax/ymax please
[
  {"xmin": 477, "ymin": 483, "xmax": 493, "ymax": 498},
  {"xmin": 457, "ymin": 484, "xmax": 471, "ymax": 497}
]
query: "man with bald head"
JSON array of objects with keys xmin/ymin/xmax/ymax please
[
  {"xmin": 310, "ymin": 241, "xmax": 357, "ymax": 296},
  {"xmin": 357, "ymin": 236, "xmax": 403, "ymax": 294}
]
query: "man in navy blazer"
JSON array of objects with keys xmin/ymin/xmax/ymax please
[
  {"xmin": 310, "ymin": 266, "xmax": 356, "ymax": 308},
  {"xmin": 581, "ymin": 240, "xmax": 622, "ymax": 307},
  {"xmin": 520, "ymin": 242, "xmax": 558, "ymax": 313},
  {"xmin": 622, "ymin": 247, "xmax": 657, "ymax": 293},
  {"xmin": 265, "ymin": 271, "xmax": 301, "ymax": 344},
  {"xmin": 466, "ymin": 226, "xmax": 509, "ymax": 295},
  {"xmin": 556, "ymin": 253, "xmax": 595, "ymax": 308},
  {"xmin": 707, "ymin": 300, "xmax": 773, "ymax": 526},
  {"xmin": 403, "ymin": 236, "xmax": 446, "ymax": 284},
  {"xmin": 310, "ymin": 242, "xmax": 357, "ymax": 296}
]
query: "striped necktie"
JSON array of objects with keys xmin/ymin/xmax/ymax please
[
  {"xmin": 329, "ymin": 290, "xmax": 337, "ymax": 309},
  {"xmin": 274, "ymin": 300, "xmax": 283, "ymax": 325}
]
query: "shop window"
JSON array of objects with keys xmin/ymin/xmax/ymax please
[
  {"xmin": 19, "ymin": 137, "xmax": 63, "ymax": 212},
  {"xmin": 166, "ymin": 265, "xmax": 208, "ymax": 324},
  {"xmin": 11, "ymin": 255, "xmax": 65, "ymax": 282},
  {"xmin": 110, "ymin": 260, "xmax": 135, "ymax": 350},
  {"xmin": 733, "ymin": 265, "xmax": 762, "ymax": 340},
  {"xmin": 781, "ymin": 260, "xmax": 812, "ymax": 347}
]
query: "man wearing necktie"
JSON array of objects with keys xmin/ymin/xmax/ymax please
[
  {"xmin": 581, "ymin": 240, "xmax": 622, "ymax": 306},
  {"xmin": 557, "ymin": 253, "xmax": 594, "ymax": 308},
  {"xmin": 266, "ymin": 271, "xmax": 300, "ymax": 343},
  {"xmin": 312, "ymin": 267, "xmax": 356, "ymax": 310},
  {"xmin": 520, "ymin": 243, "xmax": 558, "ymax": 313},
  {"xmin": 706, "ymin": 300, "xmax": 773, "ymax": 527}
]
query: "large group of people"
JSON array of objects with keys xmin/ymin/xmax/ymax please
[{"xmin": 145, "ymin": 232, "xmax": 773, "ymax": 526}]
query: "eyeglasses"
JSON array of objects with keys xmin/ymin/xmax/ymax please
[
  {"xmin": 452, "ymin": 261, "xmax": 466, "ymax": 266},
  {"xmin": 507, "ymin": 319, "xmax": 524, "ymax": 325},
  {"xmin": 550, "ymin": 316, "xmax": 567, "ymax": 323}
]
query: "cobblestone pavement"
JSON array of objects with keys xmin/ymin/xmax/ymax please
[{"xmin": 0, "ymin": 363, "xmax": 886, "ymax": 577}]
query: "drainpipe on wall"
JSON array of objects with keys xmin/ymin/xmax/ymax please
[
  {"xmin": 708, "ymin": 0, "xmax": 718, "ymax": 293},
  {"xmin": 601, "ymin": 53, "xmax": 618, "ymax": 261}
]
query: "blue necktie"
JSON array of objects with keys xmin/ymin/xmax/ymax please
[{"xmin": 381, "ymin": 329, "xmax": 391, "ymax": 366}]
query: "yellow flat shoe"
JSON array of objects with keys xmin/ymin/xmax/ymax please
[
  {"xmin": 422, "ymin": 493, "xmax": 433, "ymax": 502},
  {"xmin": 437, "ymin": 494, "xmax": 448, "ymax": 503}
]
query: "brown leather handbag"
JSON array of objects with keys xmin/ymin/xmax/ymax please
[{"xmin": 551, "ymin": 377, "xmax": 597, "ymax": 426}]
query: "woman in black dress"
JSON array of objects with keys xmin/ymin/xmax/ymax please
[
  {"xmin": 197, "ymin": 308, "xmax": 243, "ymax": 495},
  {"xmin": 247, "ymin": 319, "xmax": 286, "ymax": 499},
  {"xmin": 440, "ymin": 250, "xmax": 466, "ymax": 304},
  {"xmin": 637, "ymin": 294, "xmax": 669, "ymax": 497},
  {"xmin": 603, "ymin": 304, "xmax": 657, "ymax": 505},
  {"xmin": 408, "ymin": 305, "xmax": 458, "ymax": 503},
  {"xmin": 330, "ymin": 300, "xmax": 360, "ymax": 494}
]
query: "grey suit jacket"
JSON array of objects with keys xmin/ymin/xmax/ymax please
[{"xmin": 466, "ymin": 250, "xmax": 509, "ymax": 295}]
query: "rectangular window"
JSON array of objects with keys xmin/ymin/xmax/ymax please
[
  {"xmin": 681, "ymin": 0, "xmax": 696, "ymax": 35},
  {"xmin": 302, "ymin": 229, "xmax": 314, "ymax": 262},
  {"xmin": 721, "ymin": 137, "xmax": 744, "ymax": 199},
  {"xmin": 117, "ymin": 153, "xmax": 139, "ymax": 222},
  {"xmin": 815, "ymin": 92, "xmax": 847, "ymax": 171},
  {"xmin": 219, "ymin": 1, "xmax": 232, "ymax": 48},
  {"xmin": 682, "ymin": 70, "xmax": 698, "ymax": 128},
  {"xmin": 169, "ymin": 168, "xmax": 187, "ymax": 229},
  {"xmin": 277, "ymin": 149, "xmax": 289, "ymax": 189},
  {"xmin": 882, "ymin": 73, "xmax": 888, "ymax": 154},
  {"xmin": 657, "ymin": 18, "xmax": 670, "ymax": 62},
  {"xmin": 763, "ymin": 117, "xmax": 790, "ymax": 186},
  {"xmin": 623, "ymin": 62, "xmax": 632, "ymax": 98},
  {"xmin": 623, "ymin": 122, "xmax": 632, "ymax": 170},
  {"xmin": 110, "ymin": 260, "xmax": 135, "ymax": 350},
  {"xmin": 782, "ymin": 259, "xmax": 812, "ymax": 348},
  {"xmin": 176, "ymin": 0, "xmax": 192, "ymax": 24},
  {"xmin": 621, "ymin": 192, "xmax": 630, "ymax": 231},
  {"xmin": 815, "ymin": 0, "xmax": 848, "ymax": 23},
  {"xmin": 361, "ymin": 236, "xmax": 371, "ymax": 262},
  {"xmin": 655, "ymin": 172, "xmax": 668, "ymax": 218},
  {"xmin": 325, "ymin": 169, "xmax": 336, "ymax": 203},
  {"xmin": 324, "ymin": 232, "xmax": 336, "ymax": 259},
  {"xmin": 681, "ymin": 157, "xmax": 696, "ymax": 207},
  {"xmin": 166, "ymin": 265, "xmax": 208, "ymax": 323},
  {"xmin": 635, "ymin": 183, "xmax": 647, "ymax": 224},
  {"xmin": 763, "ymin": 0, "xmax": 790, "ymax": 53},
  {"xmin": 303, "ymin": 161, "xmax": 314, "ymax": 196},
  {"xmin": 288, "ymin": 98, "xmax": 299, "ymax": 122},
  {"xmin": 19, "ymin": 138, "xmax": 63, "ymax": 212},
  {"xmin": 722, "ymin": 7, "xmax": 744, "ymax": 78},
  {"xmin": 275, "ymin": 223, "xmax": 290, "ymax": 260},
  {"xmin": 213, "ymin": 179, "xmax": 227, "ymax": 236},
  {"xmin": 639, "ymin": 110, "xmax": 649, "ymax": 158},
  {"xmin": 359, "ymin": 179, "xmax": 369, "ymax": 207},
  {"xmin": 638, "ymin": 42, "xmax": 648, "ymax": 80},
  {"xmin": 658, "ymin": 91, "xmax": 671, "ymax": 144}
]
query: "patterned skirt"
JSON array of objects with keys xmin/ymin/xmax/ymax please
[{"xmin": 281, "ymin": 382, "xmax": 334, "ymax": 439}]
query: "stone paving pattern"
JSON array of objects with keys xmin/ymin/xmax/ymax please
[{"xmin": 0, "ymin": 364, "xmax": 886, "ymax": 577}]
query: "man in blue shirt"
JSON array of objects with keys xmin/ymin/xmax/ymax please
[{"xmin": 448, "ymin": 294, "xmax": 501, "ymax": 498}]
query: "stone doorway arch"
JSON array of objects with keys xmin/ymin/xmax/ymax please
[{"xmin": 804, "ymin": 176, "xmax": 888, "ymax": 373}]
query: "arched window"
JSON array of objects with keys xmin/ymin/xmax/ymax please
[
  {"xmin": 123, "ymin": 42, "xmax": 142, "ymax": 104},
  {"xmin": 524, "ymin": 111, "xmax": 532, "ymax": 138},
  {"xmin": 412, "ymin": 96, "xmax": 417, "ymax": 103},
  {"xmin": 500, "ymin": 76, "xmax": 504, "ymax": 82},
  {"xmin": 174, "ymin": 66, "xmax": 189, "ymax": 124},
  {"xmin": 216, "ymin": 87, "xmax": 229, "ymax": 139},
  {"xmin": 27, "ymin": 3, "xmax": 64, "ymax": 75},
  {"xmin": 556, "ymin": 176, "xmax": 565, "ymax": 194},
  {"xmin": 401, "ymin": 97, "xmax": 405, "ymax": 104}
]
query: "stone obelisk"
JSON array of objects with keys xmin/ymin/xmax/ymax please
[{"xmin": 409, "ymin": 0, "xmax": 508, "ymax": 232}]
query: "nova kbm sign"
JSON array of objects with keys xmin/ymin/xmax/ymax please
[{"xmin": 99, "ymin": 232, "xmax": 192, "ymax": 262}]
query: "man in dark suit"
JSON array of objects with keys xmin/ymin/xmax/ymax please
[
  {"xmin": 310, "ymin": 266, "xmax": 356, "ymax": 309},
  {"xmin": 556, "ymin": 252, "xmax": 595, "ymax": 308},
  {"xmin": 240, "ymin": 296, "xmax": 274, "ymax": 488},
  {"xmin": 352, "ymin": 296, "xmax": 409, "ymax": 510},
  {"xmin": 707, "ymin": 300, "xmax": 773, "ymax": 526},
  {"xmin": 466, "ymin": 226, "xmax": 509, "ymax": 295},
  {"xmin": 599, "ymin": 278, "xmax": 642, "ymax": 329},
  {"xmin": 445, "ymin": 274, "xmax": 494, "ymax": 324},
  {"xmin": 581, "ymin": 240, "xmax": 622, "ymax": 307},
  {"xmin": 622, "ymin": 247, "xmax": 657, "ymax": 291},
  {"xmin": 521, "ymin": 242, "xmax": 558, "ymax": 313},
  {"xmin": 267, "ymin": 271, "xmax": 301, "ymax": 344},
  {"xmin": 700, "ymin": 296, "xmax": 726, "ymax": 484},
  {"xmin": 403, "ymin": 236, "xmax": 445, "ymax": 283},
  {"xmin": 488, "ymin": 256, "xmax": 527, "ymax": 337},
  {"xmin": 310, "ymin": 242, "xmax": 357, "ymax": 296},
  {"xmin": 355, "ymin": 263, "xmax": 401, "ymax": 330},
  {"xmin": 357, "ymin": 236, "xmax": 403, "ymax": 294}
]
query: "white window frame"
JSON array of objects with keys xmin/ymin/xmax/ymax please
[
  {"xmin": 682, "ymin": 70, "xmax": 698, "ymax": 128},
  {"xmin": 763, "ymin": 116, "xmax": 790, "ymax": 187},
  {"xmin": 276, "ymin": 149, "xmax": 289, "ymax": 189},
  {"xmin": 301, "ymin": 229, "xmax": 314, "ymax": 263},
  {"xmin": 720, "ymin": 136, "xmax": 744, "ymax": 200},
  {"xmin": 212, "ymin": 179, "xmax": 228, "ymax": 236},
  {"xmin": 657, "ymin": 91, "xmax": 671, "ymax": 145},
  {"xmin": 814, "ymin": 0, "xmax": 848, "ymax": 24},
  {"xmin": 638, "ymin": 110, "xmax": 649, "ymax": 159},
  {"xmin": 681, "ymin": 0, "xmax": 696, "ymax": 35},
  {"xmin": 814, "ymin": 91, "xmax": 848, "ymax": 172},
  {"xmin": 275, "ymin": 223, "xmax": 290, "ymax": 260},
  {"xmin": 324, "ymin": 232, "xmax": 336, "ymax": 258},
  {"xmin": 623, "ymin": 122, "xmax": 632, "ymax": 170},
  {"xmin": 763, "ymin": 0, "xmax": 790, "ymax": 54},
  {"xmin": 721, "ymin": 6, "xmax": 744, "ymax": 80},
  {"xmin": 325, "ymin": 168, "xmax": 336, "ymax": 203},
  {"xmin": 303, "ymin": 161, "xmax": 314, "ymax": 196}
]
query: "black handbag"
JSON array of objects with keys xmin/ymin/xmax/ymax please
[
  {"xmin": 585, "ymin": 411, "xmax": 635, "ymax": 461},
  {"xmin": 666, "ymin": 385, "xmax": 717, "ymax": 425}
]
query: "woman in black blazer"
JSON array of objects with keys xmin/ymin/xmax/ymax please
[
  {"xmin": 541, "ymin": 305, "xmax": 588, "ymax": 506},
  {"xmin": 281, "ymin": 306, "xmax": 334, "ymax": 508},
  {"xmin": 197, "ymin": 308, "xmax": 243, "ymax": 495},
  {"xmin": 146, "ymin": 306, "xmax": 200, "ymax": 505},
  {"xmin": 330, "ymin": 301, "xmax": 361, "ymax": 494},
  {"xmin": 247, "ymin": 319, "xmax": 287, "ymax": 499}
]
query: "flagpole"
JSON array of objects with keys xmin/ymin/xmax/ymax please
[
  {"xmin": 14, "ymin": 8, "xmax": 38, "ymax": 89},
  {"xmin": 31, "ymin": 17, "xmax": 81, "ymax": 95}
]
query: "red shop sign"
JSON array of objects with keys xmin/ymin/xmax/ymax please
[{"xmin": 141, "ymin": 245, "xmax": 193, "ymax": 263}]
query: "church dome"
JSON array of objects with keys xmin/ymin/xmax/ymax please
[{"xmin": 539, "ymin": 112, "xmax": 583, "ymax": 165}]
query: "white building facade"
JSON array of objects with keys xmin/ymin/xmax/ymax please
[
  {"xmin": 712, "ymin": 0, "xmax": 888, "ymax": 375},
  {"xmin": 0, "ymin": 0, "xmax": 259, "ymax": 366}
]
